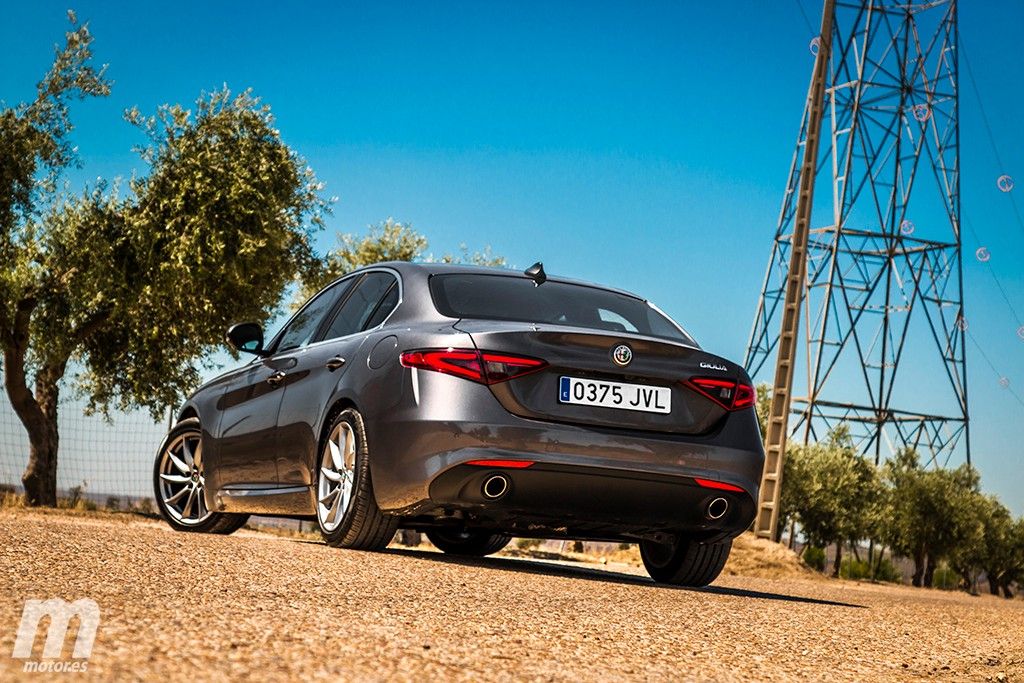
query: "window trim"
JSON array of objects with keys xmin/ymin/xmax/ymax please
[
  {"xmin": 265, "ymin": 274, "xmax": 360, "ymax": 356},
  {"xmin": 311, "ymin": 269, "xmax": 402, "ymax": 346},
  {"xmin": 360, "ymin": 280, "xmax": 400, "ymax": 331},
  {"xmin": 263, "ymin": 268, "xmax": 405, "ymax": 359}
]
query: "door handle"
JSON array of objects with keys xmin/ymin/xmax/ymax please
[
  {"xmin": 266, "ymin": 371, "xmax": 287, "ymax": 386},
  {"xmin": 325, "ymin": 355, "xmax": 347, "ymax": 371}
]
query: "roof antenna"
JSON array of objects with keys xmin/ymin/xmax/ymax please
[{"xmin": 524, "ymin": 261, "xmax": 547, "ymax": 286}]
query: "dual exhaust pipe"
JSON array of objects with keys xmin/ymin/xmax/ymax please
[{"xmin": 481, "ymin": 472, "xmax": 730, "ymax": 522}]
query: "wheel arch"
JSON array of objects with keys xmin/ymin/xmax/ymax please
[
  {"xmin": 177, "ymin": 405, "xmax": 199, "ymax": 423},
  {"xmin": 317, "ymin": 396, "xmax": 361, "ymax": 452}
]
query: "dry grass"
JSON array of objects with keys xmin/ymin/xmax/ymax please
[
  {"xmin": 0, "ymin": 491, "xmax": 25, "ymax": 509},
  {"xmin": 722, "ymin": 532, "xmax": 818, "ymax": 579}
]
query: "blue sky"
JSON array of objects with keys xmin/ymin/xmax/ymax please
[{"xmin": 2, "ymin": 1, "xmax": 1023, "ymax": 512}]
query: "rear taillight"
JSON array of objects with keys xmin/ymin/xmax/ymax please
[
  {"xmin": 400, "ymin": 348, "xmax": 547, "ymax": 385},
  {"xmin": 685, "ymin": 377, "xmax": 756, "ymax": 411}
]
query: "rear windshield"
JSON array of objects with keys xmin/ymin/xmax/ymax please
[{"xmin": 430, "ymin": 273, "xmax": 696, "ymax": 346}]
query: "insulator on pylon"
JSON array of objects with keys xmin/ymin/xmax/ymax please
[
  {"xmin": 900, "ymin": 219, "xmax": 915, "ymax": 235},
  {"xmin": 999, "ymin": 377, "xmax": 1010, "ymax": 389},
  {"xmin": 997, "ymin": 174, "xmax": 1015, "ymax": 193},
  {"xmin": 809, "ymin": 36, "xmax": 821, "ymax": 55},
  {"xmin": 955, "ymin": 316, "xmax": 968, "ymax": 332},
  {"xmin": 912, "ymin": 104, "xmax": 931, "ymax": 122},
  {"xmin": 1017, "ymin": 326, "xmax": 1024, "ymax": 341},
  {"xmin": 976, "ymin": 247, "xmax": 991, "ymax": 262}
]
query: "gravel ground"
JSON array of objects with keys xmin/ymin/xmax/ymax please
[{"xmin": 1, "ymin": 509, "xmax": 1022, "ymax": 682}]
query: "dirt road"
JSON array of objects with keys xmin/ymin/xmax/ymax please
[{"xmin": 1, "ymin": 509, "xmax": 1021, "ymax": 681}]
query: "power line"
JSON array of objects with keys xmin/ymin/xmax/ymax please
[
  {"xmin": 961, "ymin": 39, "xmax": 1024, "ymax": 237},
  {"xmin": 962, "ymin": 214, "xmax": 1024, "ymax": 329},
  {"xmin": 966, "ymin": 331, "xmax": 1024, "ymax": 409},
  {"xmin": 794, "ymin": 0, "xmax": 817, "ymax": 35},
  {"xmin": 956, "ymin": 39, "xmax": 1024, "ymax": 408}
]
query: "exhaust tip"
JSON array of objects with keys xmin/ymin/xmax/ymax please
[
  {"xmin": 706, "ymin": 497, "xmax": 729, "ymax": 520},
  {"xmin": 482, "ymin": 474, "xmax": 510, "ymax": 500}
]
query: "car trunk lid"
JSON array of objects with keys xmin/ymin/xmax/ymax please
[{"xmin": 454, "ymin": 320, "xmax": 744, "ymax": 435}]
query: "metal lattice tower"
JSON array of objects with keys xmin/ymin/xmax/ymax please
[{"xmin": 745, "ymin": 0, "xmax": 969, "ymax": 538}]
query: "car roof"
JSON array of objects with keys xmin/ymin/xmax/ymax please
[{"xmin": 358, "ymin": 261, "xmax": 647, "ymax": 302}]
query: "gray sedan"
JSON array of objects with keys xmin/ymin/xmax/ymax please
[{"xmin": 153, "ymin": 262, "xmax": 764, "ymax": 586}]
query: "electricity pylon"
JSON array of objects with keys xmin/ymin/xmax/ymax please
[{"xmin": 745, "ymin": 0, "xmax": 968, "ymax": 539}]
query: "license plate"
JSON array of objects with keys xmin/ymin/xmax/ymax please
[{"xmin": 558, "ymin": 376, "xmax": 671, "ymax": 414}]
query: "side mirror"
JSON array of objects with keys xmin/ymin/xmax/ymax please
[{"xmin": 225, "ymin": 322, "xmax": 266, "ymax": 356}]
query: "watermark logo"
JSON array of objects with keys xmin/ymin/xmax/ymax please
[{"xmin": 12, "ymin": 598, "xmax": 100, "ymax": 673}]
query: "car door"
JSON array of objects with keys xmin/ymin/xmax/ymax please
[
  {"xmin": 211, "ymin": 277, "xmax": 355, "ymax": 489},
  {"xmin": 274, "ymin": 270, "xmax": 401, "ymax": 486}
]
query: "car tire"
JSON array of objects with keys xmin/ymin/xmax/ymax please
[
  {"xmin": 316, "ymin": 408, "xmax": 399, "ymax": 550},
  {"xmin": 425, "ymin": 529, "xmax": 511, "ymax": 557},
  {"xmin": 640, "ymin": 535, "xmax": 732, "ymax": 586},
  {"xmin": 154, "ymin": 418, "xmax": 249, "ymax": 534}
]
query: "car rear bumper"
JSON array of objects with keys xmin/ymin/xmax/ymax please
[{"xmin": 424, "ymin": 462, "xmax": 756, "ymax": 542}]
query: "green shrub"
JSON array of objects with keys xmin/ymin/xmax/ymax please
[
  {"xmin": 873, "ymin": 558, "xmax": 902, "ymax": 583},
  {"xmin": 803, "ymin": 546, "xmax": 826, "ymax": 571},
  {"xmin": 932, "ymin": 564, "xmax": 960, "ymax": 591},
  {"xmin": 839, "ymin": 558, "xmax": 900, "ymax": 582},
  {"xmin": 105, "ymin": 496, "xmax": 121, "ymax": 511},
  {"xmin": 839, "ymin": 558, "xmax": 871, "ymax": 580}
]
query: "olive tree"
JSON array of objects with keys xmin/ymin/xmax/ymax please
[
  {"xmin": 952, "ymin": 495, "xmax": 1022, "ymax": 597},
  {"xmin": 1, "ymin": 18, "xmax": 326, "ymax": 505},
  {"xmin": 782, "ymin": 426, "xmax": 881, "ymax": 576},
  {"xmin": 882, "ymin": 450, "xmax": 983, "ymax": 588}
]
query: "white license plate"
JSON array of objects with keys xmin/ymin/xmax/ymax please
[{"xmin": 558, "ymin": 376, "xmax": 671, "ymax": 414}]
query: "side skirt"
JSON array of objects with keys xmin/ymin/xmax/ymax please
[{"xmin": 214, "ymin": 484, "xmax": 316, "ymax": 515}]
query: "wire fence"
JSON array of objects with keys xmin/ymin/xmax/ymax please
[{"xmin": 0, "ymin": 369, "xmax": 168, "ymax": 506}]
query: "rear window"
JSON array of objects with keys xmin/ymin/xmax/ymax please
[{"xmin": 430, "ymin": 273, "xmax": 696, "ymax": 346}]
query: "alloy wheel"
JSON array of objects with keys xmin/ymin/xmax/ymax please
[
  {"xmin": 157, "ymin": 431, "xmax": 212, "ymax": 525},
  {"xmin": 318, "ymin": 421, "xmax": 356, "ymax": 532}
]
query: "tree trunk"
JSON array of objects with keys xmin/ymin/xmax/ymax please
[
  {"xmin": 960, "ymin": 570, "xmax": 977, "ymax": 595},
  {"xmin": 21, "ymin": 411, "xmax": 60, "ymax": 506},
  {"xmin": 911, "ymin": 547, "xmax": 925, "ymax": 587},
  {"xmin": 988, "ymin": 576, "xmax": 1001, "ymax": 596},
  {"xmin": 874, "ymin": 545, "xmax": 891, "ymax": 581},
  {"xmin": 21, "ymin": 369, "xmax": 64, "ymax": 506},
  {"xmin": 3, "ymin": 327, "xmax": 66, "ymax": 507},
  {"xmin": 787, "ymin": 519, "xmax": 796, "ymax": 550},
  {"xmin": 923, "ymin": 556, "xmax": 937, "ymax": 588},
  {"xmin": 1000, "ymin": 580, "xmax": 1015, "ymax": 599},
  {"xmin": 851, "ymin": 541, "xmax": 862, "ymax": 563},
  {"xmin": 831, "ymin": 543, "xmax": 842, "ymax": 578},
  {"xmin": 397, "ymin": 530, "xmax": 421, "ymax": 547}
]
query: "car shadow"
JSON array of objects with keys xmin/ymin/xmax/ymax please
[{"xmin": 383, "ymin": 547, "xmax": 866, "ymax": 609}]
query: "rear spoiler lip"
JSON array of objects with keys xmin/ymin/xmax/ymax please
[{"xmin": 451, "ymin": 319, "xmax": 704, "ymax": 354}]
